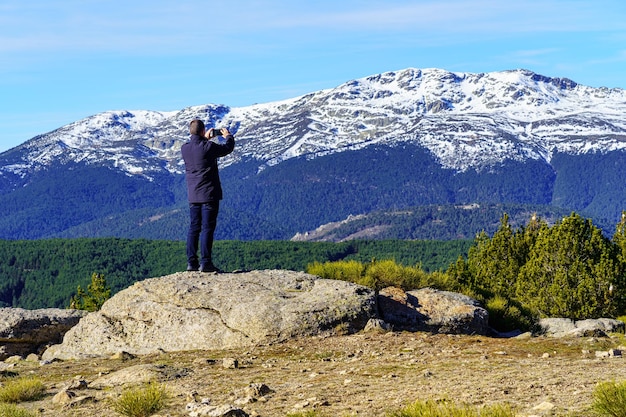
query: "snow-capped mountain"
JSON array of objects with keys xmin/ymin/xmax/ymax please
[
  {"xmin": 3, "ymin": 68, "xmax": 626, "ymax": 182},
  {"xmin": 2, "ymin": 67, "xmax": 626, "ymax": 241}
]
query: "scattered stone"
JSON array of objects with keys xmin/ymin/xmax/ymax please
[
  {"xmin": 52, "ymin": 389, "xmax": 76, "ymax": 405},
  {"xmin": 63, "ymin": 395, "xmax": 95, "ymax": 408},
  {"xmin": 25, "ymin": 353, "xmax": 39, "ymax": 362},
  {"xmin": 293, "ymin": 399, "xmax": 311, "ymax": 409},
  {"xmin": 223, "ymin": 358, "xmax": 239, "ymax": 369},
  {"xmin": 532, "ymin": 401, "xmax": 555, "ymax": 411},
  {"xmin": 238, "ymin": 383, "xmax": 273, "ymax": 399},
  {"xmin": 65, "ymin": 377, "xmax": 88, "ymax": 391},
  {"xmin": 595, "ymin": 349, "xmax": 622, "ymax": 358},
  {"xmin": 292, "ymin": 397, "xmax": 328, "ymax": 410},
  {"xmin": 193, "ymin": 358, "xmax": 218, "ymax": 366},
  {"xmin": 110, "ymin": 351, "xmax": 136, "ymax": 361},
  {"xmin": 4, "ymin": 355, "xmax": 22, "ymax": 363},
  {"xmin": 186, "ymin": 400, "xmax": 249, "ymax": 417},
  {"xmin": 363, "ymin": 318, "xmax": 392, "ymax": 333}
]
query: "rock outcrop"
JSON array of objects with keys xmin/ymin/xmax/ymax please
[
  {"xmin": 377, "ymin": 287, "xmax": 490, "ymax": 335},
  {"xmin": 0, "ymin": 307, "xmax": 87, "ymax": 360},
  {"xmin": 43, "ymin": 270, "xmax": 377, "ymax": 360},
  {"xmin": 539, "ymin": 317, "xmax": 625, "ymax": 338}
]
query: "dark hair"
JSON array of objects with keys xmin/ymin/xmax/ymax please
[{"xmin": 189, "ymin": 119, "xmax": 205, "ymax": 136}]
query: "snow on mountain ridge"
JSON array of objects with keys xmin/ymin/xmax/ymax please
[{"xmin": 3, "ymin": 68, "xmax": 626, "ymax": 179}]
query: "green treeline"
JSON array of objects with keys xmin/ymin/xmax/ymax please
[
  {"xmin": 311, "ymin": 212, "xmax": 626, "ymax": 332},
  {"xmin": 6, "ymin": 210, "xmax": 626, "ymax": 332},
  {"xmin": 0, "ymin": 238, "xmax": 470, "ymax": 309}
]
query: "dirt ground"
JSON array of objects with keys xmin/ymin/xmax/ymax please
[{"xmin": 9, "ymin": 331, "xmax": 626, "ymax": 417}]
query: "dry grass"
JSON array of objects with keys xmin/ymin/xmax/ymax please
[
  {"xmin": 5, "ymin": 332, "xmax": 626, "ymax": 416},
  {"xmin": 111, "ymin": 381, "xmax": 167, "ymax": 417},
  {"xmin": 0, "ymin": 377, "xmax": 45, "ymax": 403}
]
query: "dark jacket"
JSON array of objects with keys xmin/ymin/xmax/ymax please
[{"xmin": 181, "ymin": 134, "xmax": 235, "ymax": 203}]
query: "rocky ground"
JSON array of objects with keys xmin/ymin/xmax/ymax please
[{"xmin": 6, "ymin": 330, "xmax": 626, "ymax": 417}]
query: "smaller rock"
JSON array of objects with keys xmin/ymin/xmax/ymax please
[
  {"xmin": 609, "ymin": 349, "xmax": 622, "ymax": 357},
  {"xmin": 25, "ymin": 353, "xmax": 39, "ymax": 362},
  {"xmin": 532, "ymin": 401, "xmax": 555, "ymax": 411},
  {"xmin": 65, "ymin": 377, "xmax": 88, "ymax": 390},
  {"xmin": 239, "ymin": 383, "xmax": 272, "ymax": 398},
  {"xmin": 110, "ymin": 351, "xmax": 136, "ymax": 361},
  {"xmin": 186, "ymin": 391, "xmax": 201, "ymax": 402},
  {"xmin": 595, "ymin": 350, "xmax": 622, "ymax": 358},
  {"xmin": 223, "ymin": 358, "xmax": 239, "ymax": 369},
  {"xmin": 186, "ymin": 402, "xmax": 248, "ymax": 417},
  {"xmin": 363, "ymin": 318, "xmax": 392, "ymax": 333},
  {"xmin": 52, "ymin": 389, "xmax": 76, "ymax": 405},
  {"xmin": 194, "ymin": 358, "xmax": 218, "ymax": 366},
  {"xmin": 64, "ymin": 395, "xmax": 94, "ymax": 408}
]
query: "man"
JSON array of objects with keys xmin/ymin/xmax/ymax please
[{"xmin": 181, "ymin": 119, "xmax": 235, "ymax": 272}]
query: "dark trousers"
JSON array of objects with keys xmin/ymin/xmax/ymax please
[{"xmin": 187, "ymin": 201, "xmax": 219, "ymax": 266}]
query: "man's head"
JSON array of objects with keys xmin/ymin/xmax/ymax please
[{"xmin": 189, "ymin": 119, "xmax": 205, "ymax": 136}]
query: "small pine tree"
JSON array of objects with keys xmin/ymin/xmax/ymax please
[
  {"xmin": 612, "ymin": 211, "xmax": 626, "ymax": 314},
  {"xmin": 69, "ymin": 272, "xmax": 111, "ymax": 312},
  {"xmin": 516, "ymin": 213, "xmax": 619, "ymax": 318}
]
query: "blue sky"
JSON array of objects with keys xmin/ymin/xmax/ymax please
[{"xmin": 1, "ymin": 0, "xmax": 625, "ymax": 153}]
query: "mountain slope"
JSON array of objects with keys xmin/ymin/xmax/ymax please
[{"xmin": 1, "ymin": 68, "xmax": 626, "ymax": 240}]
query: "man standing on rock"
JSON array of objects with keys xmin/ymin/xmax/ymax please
[{"xmin": 181, "ymin": 119, "xmax": 235, "ymax": 272}]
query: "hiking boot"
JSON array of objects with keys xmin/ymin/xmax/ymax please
[
  {"xmin": 187, "ymin": 262, "xmax": 200, "ymax": 271},
  {"xmin": 200, "ymin": 263, "xmax": 222, "ymax": 273}
]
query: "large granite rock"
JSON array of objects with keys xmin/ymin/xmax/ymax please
[
  {"xmin": 377, "ymin": 287, "xmax": 490, "ymax": 335},
  {"xmin": 539, "ymin": 317, "xmax": 625, "ymax": 337},
  {"xmin": 0, "ymin": 307, "xmax": 87, "ymax": 359},
  {"xmin": 43, "ymin": 270, "xmax": 377, "ymax": 360}
]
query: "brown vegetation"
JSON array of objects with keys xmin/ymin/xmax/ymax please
[{"xmin": 6, "ymin": 331, "xmax": 626, "ymax": 416}]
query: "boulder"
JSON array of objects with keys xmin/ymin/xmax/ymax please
[
  {"xmin": 0, "ymin": 307, "xmax": 87, "ymax": 360},
  {"xmin": 539, "ymin": 317, "xmax": 625, "ymax": 337},
  {"xmin": 43, "ymin": 270, "xmax": 377, "ymax": 360},
  {"xmin": 377, "ymin": 287, "xmax": 490, "ymax": 335}
]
